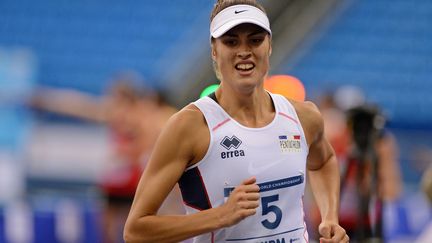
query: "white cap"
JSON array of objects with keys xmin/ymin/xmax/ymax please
[{"xmin": 210, "ymin": 4, "xmax": 271, "ymax": 38}]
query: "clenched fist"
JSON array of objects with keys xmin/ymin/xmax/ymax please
[{"xmin": 218, "ymin": 177, "xmax": 260, "ymax": 227}]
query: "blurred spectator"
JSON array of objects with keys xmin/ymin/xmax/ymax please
[
  {"xmin": 29, "ymin": 72, "xmax": 182, "ymax": 243},
  {"xmin": 421, "ymin": 162, "xmax": 432, "ymax": 207},
  {"xmin": 416, "ymin": 161, "xmax": 432, "ymax": 243},
  {"xmin": 317, "ymin": 92, "xmax": 350, "ymax": 161},
  {"xmin": 307, "ymin": 86, "xmax": 403, "ymax": 242},
  {"xmin": 342, "ymin": 105, "xmax": 402, "ymax": 241}
]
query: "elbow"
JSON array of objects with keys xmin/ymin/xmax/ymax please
[
  {"xmin": 123, "ymin": 229, "xmax": 146, "ymax": 243},
  {"xmin": 123, "ymin": 234, "xmax": 140, "ymax": 243},
  {"xmin": 123, "ymin": 220, "xmax": 135, "ymax": 243},
  {"xmin": 123, "ymin": 217, "xmax": 152, "ymax": 243},
  {"xmin": 123, "ymin": 232, "xmax": 132, "ymax": 243},
  {"xmin": 123, "ymin": 218, "xmax": 140, "ymax": 243}
]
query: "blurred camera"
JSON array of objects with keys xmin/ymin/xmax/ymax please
[{"xmin": 347, "ymin": 105, "xmax": 386, "ymax": 152}]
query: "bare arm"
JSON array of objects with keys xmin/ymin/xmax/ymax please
[
  {"xmin": 30, "ymin": 87, "xmax": 107, "ymax": 122},
  {"xmin": 294, "ymin": 101, "xmax": 348, "ymax": 243},
  {"xmin": 123, "ymin": 105, "xmax": 260, "ymax": 243}
]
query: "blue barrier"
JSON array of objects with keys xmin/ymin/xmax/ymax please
[{"xmin": 0, "ymin": 199, "xmax": 103, "ymax": 243}]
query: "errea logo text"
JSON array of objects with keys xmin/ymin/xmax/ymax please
[{"xmin": 220, "ymin": 135, "xmax": 245, "ymax": 159}]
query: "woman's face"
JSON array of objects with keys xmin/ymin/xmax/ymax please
[{"xmin": 212, "ymin": 23, "xmax": 272, "ymax": 93}]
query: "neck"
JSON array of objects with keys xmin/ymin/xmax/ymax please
[{"xmin": 215, "ymin": 87, "xmax": 274, "ymax": 128}]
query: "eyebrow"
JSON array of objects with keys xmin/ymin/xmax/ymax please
[{"xmin": 249, "ymin": 31, "xmax": 267, "ymax": 37}]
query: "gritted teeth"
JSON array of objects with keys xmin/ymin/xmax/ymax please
[{"xmin": 235, "ymin": 63, "xmax": 254, "ymax": 71}]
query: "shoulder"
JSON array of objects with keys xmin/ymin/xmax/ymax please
[
  {"xmin": 164, "ymin": 104, "xmax": 210, "ymax": 166},
  {"xmin": 159, "ymin": 103, "xmax": 209, "ymax": 165},
  {"xmin": 290, "ymin": 99, "xmax": 324, "ymax": 145},
  {"xmin": 172, "ymin": 103, "xmax": 206, "ymax": 124},
  {"xmin": 164, "ymin": 103, "xmax": 207, "ymax": 136}
]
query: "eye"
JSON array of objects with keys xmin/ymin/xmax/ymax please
[
  {"xmin": 250, "ymin": 36, "xmax": 265, "ymax": 45},
  {"xmin": 222, "ymin": 38, "xmax": 238, "ymax": 46}
]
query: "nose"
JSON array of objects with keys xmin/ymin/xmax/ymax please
[
  {"xmin": 237, "ymin": 50, "xmax": 252, "ymax": 59},
  {"xmin": 237, "ymin": 44, "xmax": 252, "ymax": 59},
  {"xmin": 236, "ymin": 38, "xmax": 252, "ymax": 59}
]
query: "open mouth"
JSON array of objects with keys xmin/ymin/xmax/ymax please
[{"xmin": 235, "ymin": 63, "xmax": 255, "ymax": 71}]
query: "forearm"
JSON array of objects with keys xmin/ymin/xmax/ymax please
[
  {"xmin": 308, "ymin": 154, "xmax": 340, "ymax": 223},
  {"xmin": 31, "ymin": 89, "xmax": 106, "ymax": 122},
  {"xmin": 124, "ymin": 207, "xmax": 223, "ymax": 243}
]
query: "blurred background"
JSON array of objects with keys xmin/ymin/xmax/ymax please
[{"xmin": 0, "ymin": 0, "xmax": 431, "ymax": 242}]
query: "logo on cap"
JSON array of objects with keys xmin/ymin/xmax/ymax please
[{"xmin": 234, "ymin": 10, "xmax": 248, "ymax": 14}]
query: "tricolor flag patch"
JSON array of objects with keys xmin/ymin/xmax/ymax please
[{"xmin": 279, "ymin": 134, "xmax": 301, "ymax": 152}]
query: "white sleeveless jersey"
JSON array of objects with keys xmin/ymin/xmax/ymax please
[{"xmin": 178, "ymin": 93, "xmax": 310, "ymax": 243}]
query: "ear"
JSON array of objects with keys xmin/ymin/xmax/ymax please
[
  {"xmin": 211, "ymin": 44, "xmax": 217, "ymax": 61},
  {"xmin": 268, "ymin": 38, "xmax": 272, "ymax": 56}
]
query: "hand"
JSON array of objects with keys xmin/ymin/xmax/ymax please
[
  {"xmin": 319, "ymin": 221, "xmax": 349, "ymax": 243},
  {"xmin": 218, "ymin": 177, "xmax": 260, "ymax": 227}
]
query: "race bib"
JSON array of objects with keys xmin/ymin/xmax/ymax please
[{"xmin": 223, "ymin": 175, "xmax": 307, "ymax": 243}]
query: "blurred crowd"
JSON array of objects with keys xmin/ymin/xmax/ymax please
[
  {"xmin": 308, "ymin": 86, "xmax": 403, "ymax": 242},
  {"xmin": 29, "ymin": 72, "xmax": 184, "ymax": 243}
]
